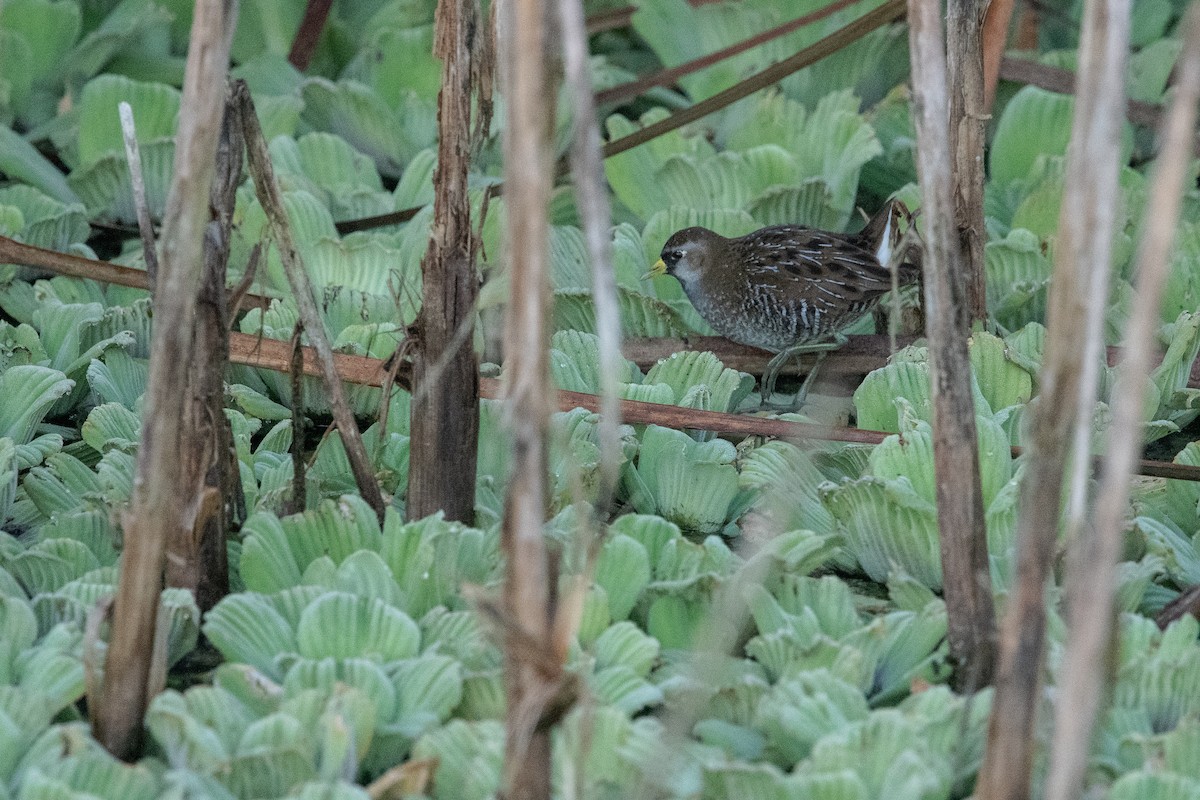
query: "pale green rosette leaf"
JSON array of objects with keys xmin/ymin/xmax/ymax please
[
  {"xmin": 295, "ymin": 592, "xmax": 419, "ymax": 662},
  {"xmin": 1110, "ymin": 772, "xmax": 1200, "ymax": 800},
  {"xmin": 604, "ymin": 109, "xmax": 717, "ymax": 223},
  {"xmin": 228, "ymin": 384, "xmax": 292, "ymax": 422},
  {"xmin": 146, "ymin": 688, "xmax": 237, "ymax": 773},
  {"xmin": 0, "ymin": 127, "xmax": 78, "ymax": 207},
  {"xmin": 796, "ymin": 710, "xmax": 952, "ymax": 800},
  {"xmin": 300, "ymin": 79, "xmax": 413, "ymax": 177},
  {"xmin": 0, "ymin": 187, "xmax": 88, "ymax": 251},
  {"xmin": 985, "ymin": 228, "xmax": 1052, "ymax": 331},
  {"xmin": 0, "ymin": 366, "xmax": 72, "ymax": 445},
  {"xmin": 549, "ymin": 329, "xmax": 641, "ymax": 395},
  {"xmin": 239, "ymin": 496, "xmax": 384, "ymax": 594},
  {"xmin": 75, "ymin": 74, "xmax": 179, "ymax": 166},
  {"xmin": 204, "ymin": 593, "xmax": 298, "ymax": 680},
  {"xmin": 411, "ymin": 719, "xmax": 504, "ymax": 800},
  {"xmin": 80, "ymin": 403, "xmax": 139, "ymax": 454},
  {"xmin": 0, "ymin": 439, "xmax": 14, "ymax": 525},
  {"xmin": 68, "ymin": 138, "xmax": 174, "ymax": 223},
  {"xmin": 593, "ymin": 620, "xmax": 659, "ymax": 677},
  {"xmin": 1111, "ymin": 615, "xmax": 1200, "ymax": 731},
  {"xmin": 623, "ymin": 425, "xmax": 744, "ymax": 535},
  {"xmin": 643, "ymin": 351, "xmax": 755, "ymax": 413},
  {"xmin": 853, "ymin": 361, "xmax": 932, "ymax": 433},
  {"xmin": 18, "ymin": 753, "xmax": 160, "ymax": 800},
  {"xmin": 991, "ymin": 86, "xmax": 1132, "ymax": 186},
  {"xmin": 755, "ymin": 669, "xmax": 870, "ymax": 766},
  {"xmin": 554, "ymin": 287, "xmax": 695, "ymax": 338},
  {"xmin": 594, "ymin": 534, "xmax": 651, "ymax": 622},
  {"xmin": 822, "ymin": 475, "xmax": 941, "ymax": 589},
  {"xmin": 969, "ymin": 330, "xmax": 1033, "ymax": 414}
]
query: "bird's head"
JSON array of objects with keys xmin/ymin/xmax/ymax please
[{"xmin": 647, "ymin": 227, "xmax": 723, "ymax": 288}]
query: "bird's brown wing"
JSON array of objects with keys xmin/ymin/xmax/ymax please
[{"xmin": 732, "ymin": 226, "xmax": 907, "ymax": 304}]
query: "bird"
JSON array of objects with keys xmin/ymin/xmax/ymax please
[{"xmin": 650, "ymin": 200, "xmax": 923, "ymax": 407}]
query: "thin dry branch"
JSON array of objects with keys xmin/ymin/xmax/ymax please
[
  {"xmin": 559, "ymin": 0, "xmax": 621, "ymax": 516},
  {"xmin": 594, "ymin": 0, "xmax": 864, "ymax": 106},
  {"xmin": 1044, "ymin": 6, "xmax": 1200, "ymax": 799},
  {"xmin": 977, "ymin": 0, "xmax": 1132, "ymax": 796},
  {"xmin": 117, "ymin": 102, "xmax": 160, "ymax": 293},
  {"xmin": 907, "ymin": 0, "xmax": 996, "ymax": 688},
  {"xmin": 94, "ymin": 0, "xmax": 236, "ymax": 761},
  {"xmin": 226, "ymin": 332, "xmax": 1200, "ymax": 484},
  {"xmin": 235, "ymin": 81, "xmax": 387, "ymax": 520},
  {"xmin": 287, "ymin": 0, "xmax": 333, "ymax": 70}
]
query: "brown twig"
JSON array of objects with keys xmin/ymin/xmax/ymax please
[
  {"xmin": 226, "ymin": 332, "xmax": 1200, "ymax": 484},
  {"xmin": 287, "ymin": 0, "xmax": 334, "ymax": 71},
  {"xmin": 236, "ymin": 81, "xmax": 387, "ymax": 521},
  {"xmin": 0, "ymin": 235, "xmax": 272, "ymax": 310},
  {"xmin": 594, "ymin": 0, "xmax": 865, "ymax": 107}
]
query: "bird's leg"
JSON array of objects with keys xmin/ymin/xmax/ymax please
[{"xmin": 760, "ymin": 332, "xmax": 848, "ymax": 410}]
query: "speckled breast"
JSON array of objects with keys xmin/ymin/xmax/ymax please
[{"xmin": 690, "ymin": 283, "xmax": 873, "ymax": 353}]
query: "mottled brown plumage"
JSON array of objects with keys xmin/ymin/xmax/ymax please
[{"xmin": 652, "ymin": 200, "xmax": 922, "ymax": 353}]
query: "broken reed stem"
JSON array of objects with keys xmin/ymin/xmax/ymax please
[
  {"xmin": 235, "ymin": 81, "xmax": 387, "ymax": 522},
  {"xmin": 977, "ymin": 0, "xmax": 1132, "ymax": 796},
  {"xmin": 117, "ymin": 102, "xmax": 159, "ymax": 294},
  {"xmin": 906, "ymin": 0, "xmax": 996, "ymax": 688},
  {"xmin": 1044, "ymin": 5, "xmax": 1200, "ymax": 799},
  {"xmin": 406, "ymin": 0, "xmax": 484, "ymax": 524},
  {"xmin": 946, "ymin": 0, "xmax": 990, "ymax": 325},
  {"xmin": 559, "ymin": 0, "xmax": 622, "ymax": 518},
  {"xmin": 94, "ymin": 0, "xmax": 236, "ymax": 761},
  {"xmin": 499, "ymin": 0, "xmax": 559, "ymax": 795}
]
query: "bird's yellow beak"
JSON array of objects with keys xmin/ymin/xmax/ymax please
[{"xmin": 642, "ymin": 258, "xmax": 667, "ymax": 281}]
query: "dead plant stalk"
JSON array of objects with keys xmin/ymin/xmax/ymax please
[
  {"xmin": 94, "ymin": 0, "xmax": 236, "ymax": 760},
  {"xmin": 1045, "ymin": 5, "xmax": 1200, "ymax": 799},
  {"xmin": 977, "ymin": 0, "xmax": 1132, "ymax": 797}
]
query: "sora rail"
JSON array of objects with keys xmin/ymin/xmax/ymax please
[{"xmin": 650, "ymin": 200, "xmax": 922, "ymax": 406}]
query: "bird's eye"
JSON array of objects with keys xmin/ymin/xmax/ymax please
[{"xmin": 663, "ymin": 248, "xmax": 684, "ymax": 265}]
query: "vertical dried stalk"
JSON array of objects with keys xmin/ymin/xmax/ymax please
[
  {"xmin": 237, "ymin": 83, "xmax": 387, "ymax": 520},
  {"xmin": 287, "ymin": 0, "xmax": 333, "ymax": 71},
  {"xmin": 165, "ymin": 90, "xmax": 243, "ymax": 612},
  {"xmin": 977, "ymin": 0, "xmax": 1131, "ymax": 796},
  {"xmin": 982, "ymin": 0, "xmax": 1016, "ymax": 110},
  {"xmin": 94, "ymin": 0, "xmax": 236, "ymax": 760},
  {"xmin": 407, "ymin": 0, "xmax": 483, "ymax": 524},
  {"xmin": 1045, "ymin": 6, "xmax": 1200, "ymax": 799},
  {"xmin": 558, "ymin": 0, "xmax": 622, "ymax": 515},
  {"xmin": 499, "ymin": 0, "xmax": 557, "ymax": 796},
  {"xmin": 946, "ymin": 0, "xmax": 989, "ymax": 324},
  {"xmin": 117, "ymin": 102, "xmax": 160, "ymax": 293},
  {"xmin": 907, "ymin": 0, "xmax": 996, "ymax": 688}
]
